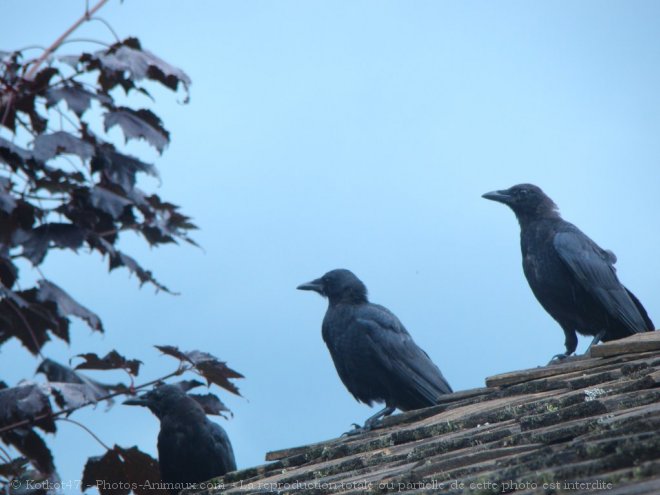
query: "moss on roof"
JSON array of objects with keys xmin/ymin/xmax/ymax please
[{"xmin": 193, "ymin": 332, "xmax": 660, "ymax": 495}]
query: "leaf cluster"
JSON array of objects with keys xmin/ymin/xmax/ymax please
[
  {"xmin": 1, "ymin": 346, "xmax": 243, "ymax": 494},
  {"xmin": 0, "ymin": 38, "xmax": 196, "ymax": 356},
  {"xmin": 0, "ymin": 32, "xmax": 242, "ymax": 495}
]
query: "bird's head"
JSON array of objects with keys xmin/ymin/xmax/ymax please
[
  {"xmin": 482, "ymin": 183, "xmax": 558, "ymax": 219},
  {"xmin": 124, "ymin": 384, "xmax": 189, "ymax": 419},
  {"xmin": 297, "ymin": 269, "xmax": 368, "ymax": 305}
]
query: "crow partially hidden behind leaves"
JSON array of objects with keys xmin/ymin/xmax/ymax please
[
  {"xmin": 298, "ymin": 269, "xmax": 453, "ymax": 434},
  {"xmin": 483, "ymin": 184, "xmax": 655, "ymax": 361},
  {"xmin": 124, "ymin": 384, "xmax": 236, "ymax": 493}
]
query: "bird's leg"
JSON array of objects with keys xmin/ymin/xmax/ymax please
[
  {"xmin": 364, "ymin": 406, "xmax": 395, "ymax": 429},
  {"xmin": 585, "ymin": 330, "xmax": 606, "ymax": 354},
  {"xmin": 549, "ymin": 327, "xmax": 578, "ymax": 364},
  {"xmin": 341, "ymin": 406, "xmax": 395, "ymax": 437}
]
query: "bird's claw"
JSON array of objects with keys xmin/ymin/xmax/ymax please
[
  {"xmin": 341, "ymin": 423, "xmax": 370, "ymax": 437},
  {"xmin": 548, "ymin": 352, "xmax": 571, "ymax": 365}
]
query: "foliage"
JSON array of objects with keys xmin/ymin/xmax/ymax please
[
  {"xmin": 0, "ymin": 35, "xmax": 195, "ymax": 356},
  {"xmin": 0, "ymin": 7, "xmax": 241, "ymax": 494}
]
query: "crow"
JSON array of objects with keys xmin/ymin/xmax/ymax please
[
  {"xmin": 124, "ymin": 384, "xmax": 236, "ymax": 493},
  {"xmin": 297, "ymin": 269, "xmax": 452, "ymax": 433},
  {"xmin": 483, "ymin": 183, "xmax": 654, "ymax": 360}
]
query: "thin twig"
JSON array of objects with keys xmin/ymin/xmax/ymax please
[
  {"xmin": 23, "ymin": 195, "xmax": 69, "ymax": 201},
  {"xmin": 58, "ymin": 418, "xmax": 111, "ymax": 451},
  {"xmin": 59, "ymin": 38, "xmax": 111, "ymax": 48},
  {"xmin": 15, "ymin": 115, "xmax": 39, "ymax": 138},
  {"xmin": 5, "ymin": 297, "xmax": 45, "ymax": 360},
  {"xmin": 34, "ymin": 266, "xmax": 47, "ymax": 282},
  {"xmin": 25, "ymin": 0, "xmax": 112, "ymax": 81},
  {"xmin": 1, "ymin": 89, "xmax": 16, "ymax": 129},
  {"xmin": 96, "ymin": 224, "xmax": 140, "ymax": 238},
  {"xmin": 0, "ymin": 365, "xmax": 191, "ymax": 435},
  {"xmin": 12, "ymin": 45, "xmax": 48, "ymax": 54},
  {"xmin": 0, "ymin": 444, "xmax": 12, "ymax": 464},
  {"xmin": 51, "ymin": 104, "xmax": 83, "ymax": 131},
  {"xmin": 59, "ymin": 152, "xmax": 89, "ymax": 179},
  {"xmin": 89, "ymin": 16, "xmax": 121, "ymax": 42},
  {"xmin": 2, "ymin": 0, "xmax": 111, "ymax": 130}
]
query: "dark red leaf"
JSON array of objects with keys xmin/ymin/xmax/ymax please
[
  {"xmin": 91, "ymin": 145, "xmax": 157, "ymax": 192},
  {"xmin": 46, "ymin": 383, "xmax": 107, "ymax": 410},
  {"xmin": 36, "ymin": 280, "xmax": 102, "ymax": 332},
  {"xmin": 45, "ymin": 84, "xmax": 111, "ymax": 116},
  {"xmin": 155, "ymin": 346, "xmax": 243, "ymax": 396},
  {"xmin": 0, "ymin": 456, "xmax": 29, "ymax": 478},
  {"xmin": 0, "ymin": 176, "xmax": 17, "ymax": 213},
  {"xmin": 16, "ymin": 223, "xmax": 85, "ymax": 265},
  {"xmin": 0, "ymin": 286, "xmax": 71, "ymax": 354},
  {"xmin": 37, "ymin": 359, "xmax": 117, "ymax": 409},
  {"xmin": 107, "ymin": 250, "xmax": 172, "ymax": 293},
  {"xmin": 82, "ymin": 445, "xmax": 159, "ymax": 495},
  {"xmin": 89, "ymin": 186, "xmax": 132, "ymax": 219},
  {"xmin": 89, "ymin": 38, "xmax": 190, "ymax": 95},
  {"xmin": 0, "ymin": 254, "xmax": 18, "ymax": 287},
  {"xmin": 188, "ymin": 393, "xmax": 230, "ymax": 417},
  {"xmin": 103, "ymin": 108, "xmax": 169, "ymax": 154},
  {"xmin": 33, "ymin": 168, "xmax": 86, "ymax": 194},
  {"xmin": 0, "ymin": 299, "xmax": 50, "ymax": 354},
  {"xmin": 0, "ymin": 384, "xmax": 55, "ymax": 433},
  {"xmin": 82, "ymin": 449, "xmax": 127, "ymax": 495},
  {"xmin": 195, "ymin": 360, "xmax": 243, "ymax": 396},
  {"xmin": 29, "ymin": 68, "xmax": 59, "ymax": 94},
  {"xmin": 0, "ymin": 136, "xmax": 32, "ymax": 170},
  {"xmin": 74, "ymin": 350, "xmax": 141, "ymax": 376},
  {"xmin": 14, "ymin": 91, "xmax": 47, "ymax": 134},
  {"xmin": 0, "ymin": 429, "xmax": 55, "ymax": 476},
  {"xmin": 0, "ymin": 101, "xmax": 17, "ymax": 132},
  {"xmin": 153, "ymin": 345, "xmax": 187, "ymax": 362},
  {"xmin": 0, "ymin": 385, "xmax": 56, "ymax": 473},
  {"xmin": 33, "ymin": 132, "xmax": 95, "ymax": 162},
  {"xmin": 116, "ymin": 447, "xmax": 161, "ymax": 495}
]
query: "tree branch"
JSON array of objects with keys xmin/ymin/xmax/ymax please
[
  {"xmin": 0, "ymin": 365, "xmax": 191, "ymax": 435},
  {"xmin": 25, "ymin": 0, "xmax": 112, "ymax": 80},
  {"xmin": 2, "ymin": 0, "xmax": 111, "ymax": 130}
]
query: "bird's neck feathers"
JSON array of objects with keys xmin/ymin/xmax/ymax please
[
  {"xmin": 515, "ymin": 199, "xmax": 561, "ymax": 227},
  {"xmin": 329, "ymin": 288, "xmax": 369, "ymax": 306},
  {"xmin": 156, "ymin": 398, "xmax": 207, "ymax": 422}
]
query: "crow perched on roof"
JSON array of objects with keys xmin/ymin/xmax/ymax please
[
  {"xmin": 297, "ymin": 269, "xmax": 452, "ymax": 433},
  {"xmin": 124, "ymin": 385, "xmax": 236, "ymax": 493},
  {"xmin": 483, "ymin": 184, "xmax": 654, "ymax": 360}
]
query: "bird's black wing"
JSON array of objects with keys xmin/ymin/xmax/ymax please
[
  {"xmin": 553, "ymin": 228, "xmax": 649, "ymax": 332},
  {"xmin": 356, "ymin": 305, "xmax": 452, "ymax": 404},
  {"xmin": 207, "ymin": 420, "xmax": 237, "ymax": 474},
  {"xmin": 158, "ymin": 416, "xmax": 236, "ymax": 487}
]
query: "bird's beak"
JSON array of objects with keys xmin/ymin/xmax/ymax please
[
  {"xmin": 482, "ymin": 189, "xmax": 512, "ymax": 204},
  {"xmin": 123, "ymin": 396, "xmax": 148, "ymax": 407},
  {"xmin": 297, "ymin": 277, "xmax": 324, "ymax": 295}
]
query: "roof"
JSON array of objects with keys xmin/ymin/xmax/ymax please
[{"xmin": 198, "ymin": 332, "xmax": 660, "ymax": 495}]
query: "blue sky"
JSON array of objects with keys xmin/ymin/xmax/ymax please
[{"xmin": 3, "ymin": 0, "xmax": 660, "ymax": 488}]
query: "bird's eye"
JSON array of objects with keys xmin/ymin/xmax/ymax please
[{"xmin": 518, "ymin": 189, "xmax": 529, "ymax": 196}]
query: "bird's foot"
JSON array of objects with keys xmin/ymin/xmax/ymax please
[
  {"xmin": 341, "ymin": 423, "xmax": 370, "ymax": 437},
  {"xmin": 547, "ymin": 352, "xmax": 572, "ymax": 365},
  {"xmin": 364, "ymin": 417, "xmax": 382, "ymax": 430},
  {"xmin": 341, "ymin": 406, "xmax": 395, "ymax": 436}
]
